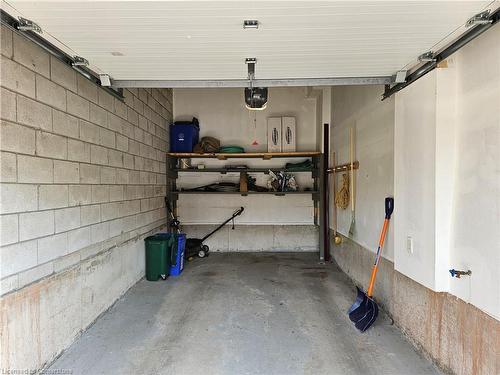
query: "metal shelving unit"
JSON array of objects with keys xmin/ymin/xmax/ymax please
[{"xmin": 166, "ymin": 151, "xmax": 326, "ymax": 260}]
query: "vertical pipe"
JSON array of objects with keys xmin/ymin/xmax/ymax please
[
  {"xmin": 323, "ymin": 123, "xmax": 330, "ymax": 261},
  {"xmin": 318, "ymin": 154, "xmax": 325, "ymax": 262},
  {"xmin": 332, "ymin": 151, "xmax": 337, "ymax": 237}
]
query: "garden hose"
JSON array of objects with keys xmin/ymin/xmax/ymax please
[{"xmin": 219, "ymin": 146, "xmax": 245, "ymax": 153}]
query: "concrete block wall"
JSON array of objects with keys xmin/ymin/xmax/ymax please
[{"xmin": 0, "ymin": 25, "xmax": 172, "ymax": 370}]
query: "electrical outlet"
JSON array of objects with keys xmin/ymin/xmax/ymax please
[{"xmin": 406, "ymin": 236, "xmax": 414, "ymax": 254}]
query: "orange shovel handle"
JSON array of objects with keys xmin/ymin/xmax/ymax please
[
  {"xmin": 367, "ymin": 217, "xmax": 390, "ymax": 297},
  {"xmin": 367, "ymin": 265, "xmax": 378, "ymax": 298}
]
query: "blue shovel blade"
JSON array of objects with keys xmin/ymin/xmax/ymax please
[
  {"xmin": 348, "ymin": 287, "xmax": 366, "ymax": 315},
  {"xmin": 348, "ymin": 290, "xmax": 379, "ymax": 332},
  {"xmin": 354, "ymin": 297, "xmax": 379, "ymax": 332}
]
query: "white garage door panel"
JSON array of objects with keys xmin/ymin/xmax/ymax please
[{"xmin": 4, "ymin": 1, "xmax": 492, "ymax": 80}]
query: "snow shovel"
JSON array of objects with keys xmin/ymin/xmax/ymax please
[{"xmin": 348, "ymin": 197, "xmax": 394, "ymax": 332}]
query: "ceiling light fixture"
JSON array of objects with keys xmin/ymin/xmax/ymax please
[
  {"xmin": 245, "ymin": 58, "xmax": 268, "ymax": 110},
  {"xmin": 243, "ymin": 20, "xmax": 259, "ymax": 29}
]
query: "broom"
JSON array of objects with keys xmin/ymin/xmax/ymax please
[{"xmin": 348, "ymin": 127, "xmax": 355, "ymax": 236}]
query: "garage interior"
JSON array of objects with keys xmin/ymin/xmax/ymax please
[{"xmin": 0, "ymin": 1, "xmax": 499, "ymax": 375}]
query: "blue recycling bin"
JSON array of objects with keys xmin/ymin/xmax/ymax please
[
  {"xmin": 170, "ymin": 119, "xmax": 199, "ymax": 152},
  {"xmin": 170, "ymin": 233, "xmax": 186, "ymax": 276}
]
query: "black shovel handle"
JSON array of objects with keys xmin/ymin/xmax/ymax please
[{"xmin": 385, "ymin": 197, "xmax": 394, "ymax": 219}]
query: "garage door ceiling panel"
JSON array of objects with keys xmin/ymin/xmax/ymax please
[{"xmin": 4, "ymin": 0, "xmax": 492, "ymax": 80}]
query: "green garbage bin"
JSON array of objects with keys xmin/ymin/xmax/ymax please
[{"xmin": 144, "ymin": 234, "xmax": 175, "ymax": 281}]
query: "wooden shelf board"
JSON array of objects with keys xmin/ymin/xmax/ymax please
[
  {"xmin": 171, "ymin": 191, "xmax": 318, "ymax": 195},
  {"xmin": 167, "ymin": 151, "xmax": 321, "ymax": 159},
  {"xmin": 173, "ymin": 168, "xmax": 314, "ymax": 173}
]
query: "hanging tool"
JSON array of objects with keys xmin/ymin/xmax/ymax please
[
  {"xmin": 335, "ymin": 173, "xmax": 350, "ymax": 209},
  {"xmin": 348, "ymin": 128, "xmax": 356, "ymax": 236},
  {"xmin": 333, "ymin": 152, "xmax": 342, "ymax": 245},
  {"xmin": 348, "ymin": 197, "xmax": 394, "ymax": 332}
]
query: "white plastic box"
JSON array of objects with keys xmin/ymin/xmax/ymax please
[
  {"xmin": 267, "ymin": 117, "xmax": 282, "ymax": 152},
  {"xmin": 281, "ymin": 116, "xmax": 296, "ymax": 152}
]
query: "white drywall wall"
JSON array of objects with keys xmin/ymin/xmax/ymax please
[
  {"xmin": 173, "ymin": 87, "xmax": 318, "ymax": 225},
  {"xmin": 394, "ymin": 72, "xmax": 438, "ymax": 290},
  {"xmin": 394, "ymin": 68, "xmax": 458, "ymax": 292},
  {"xmin": 331, "ymin": 85, "xmax": 395, "ymax": 260},
  {"xmin": 449, "ymin": 26, "xmax": 499, "ymax": 319},
  {"xmin": 434, "ymin": 62, "xmax": 457, "ymax": 294},
  {"xmin": 394, "ymin": 25, "xmax": 499, "ymax": 319}
]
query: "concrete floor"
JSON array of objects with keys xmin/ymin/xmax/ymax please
[{"xmin": 48, "ymin": 253, "xmax": 441, "ymax": 375}]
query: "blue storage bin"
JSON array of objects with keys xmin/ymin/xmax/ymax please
[
  {"xmin": 170, "ymin": 233, "xmax": 186, "ymax": 276},
  {"xmin": 155, "ymin": 233, "xmax": 185, "ymax": 277},
  {"xmin": 170, "ymin": 118, "xmax": 199, "ymax": 152}
]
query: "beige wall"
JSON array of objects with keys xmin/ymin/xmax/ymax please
[
  {"xmin": 0, "ymin": 25, "xmax": 172, "ymax": 370},
  {"xmin": 174, "ymin": 87, "xmax": 317, "ymax": 152},
  {"xmin": 331, "ymin": 85, "xmax": 395, "ymax": 260}
]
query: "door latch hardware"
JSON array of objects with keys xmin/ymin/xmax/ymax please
[{"xmin": 449, "ymin": 269, "xmax": 472, "ymax": 278}]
